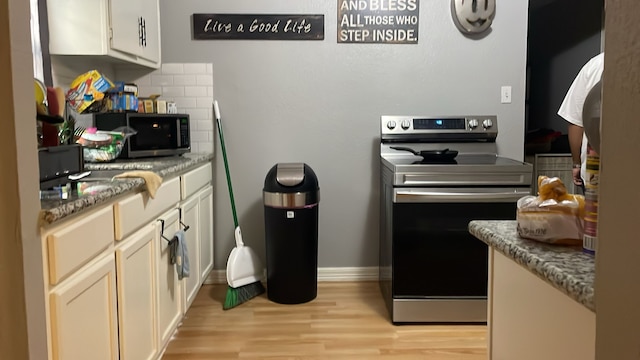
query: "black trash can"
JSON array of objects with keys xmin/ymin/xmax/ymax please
[{"xmin": 263, "ymin": 163, "xmax": 320, "ymax": 304}]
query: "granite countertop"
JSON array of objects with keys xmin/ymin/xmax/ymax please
[
  {"xmin": 39, "ymin": 153, "xmax": 214, "ymax": 226},
  {"xmin": 469, "ymin": 220, "xmax": 595, "ymax": 312}
]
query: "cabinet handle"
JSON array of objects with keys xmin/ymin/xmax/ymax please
[
  {"xmin": 138, "ymin": 17, "xmax": 143, "ymax": 47},
  {"xmin": 138, "ymin": 17, "xmax": 147, "ymax": 47},
  {"xmin": 157, "ymin": 219, "xmax": 173, "ymax": 242},
  {"xmin": 141, "ymin": 17, "xmax": 147, "ymax": 47},
  {"xmin": 177, "ymin": 207, "xmax": 190, "ymax": 231}
]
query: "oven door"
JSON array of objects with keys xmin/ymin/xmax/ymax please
[{"xmin": 391, "ymin": 187, "xmax": 530, "ymax": 299}]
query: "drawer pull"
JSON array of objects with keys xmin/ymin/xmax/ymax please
[
  {"xmin": 157, "ymin": 210, "xmax": 190, "ymax": 243},
  {"xmin": 178, "ymin": 207, "xmax": 190, "ymax": 232},
  {"xmin": 157, "ymin": 219, "xmax": 173, "ymax": 243}
]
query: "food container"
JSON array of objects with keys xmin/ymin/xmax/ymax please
[{"xmin": 78, "ymin": 126, "xmax": 136, "ymax": 162}]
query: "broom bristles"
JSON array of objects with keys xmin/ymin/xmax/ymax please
[{"xmin": 223, "ymin": 281, "xmax": 266, "ymax": 310}]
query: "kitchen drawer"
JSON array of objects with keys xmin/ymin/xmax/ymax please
[
  {"xmin": 114, "ymin": 176, "xmax": 180, "ymax": 240},
  {"xmin": 47, "ymin": 206, "xmax": 115, "ymax": 285},
  {"xmin": 180, "ymin": 163, "xmax": 212, "ymax": 200}
]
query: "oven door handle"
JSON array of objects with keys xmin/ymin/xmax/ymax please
[{"xmin": 394, "ymin": 189, "xmax": 531, "ymax": 203}]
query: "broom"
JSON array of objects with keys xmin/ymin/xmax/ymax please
[{"xmin": 214, "ymin": 101, "xmax": 266, "ymax": 310}]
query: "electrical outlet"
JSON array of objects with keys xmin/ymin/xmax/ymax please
[{"xmin": 501, "ymin": 86, "xmax": 512, "ymax": 104}]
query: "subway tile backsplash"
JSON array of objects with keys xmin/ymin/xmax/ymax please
[{"xmin": 125, "ymin": 63, "xmax": 215, "ymax": 155}]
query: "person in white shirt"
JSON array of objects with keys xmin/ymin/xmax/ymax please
[{"xmin": 557, "ymin": 52, "xmax": 604, "ymax": 192}]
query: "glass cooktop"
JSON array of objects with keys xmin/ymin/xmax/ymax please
[{"xmin": 383, "ymin": 153, "xmax": 526, "ymax": 166}]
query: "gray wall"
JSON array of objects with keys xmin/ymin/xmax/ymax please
[{"xmin": 160, "ymin": 0, "xmax": 530, "ymax": 269}]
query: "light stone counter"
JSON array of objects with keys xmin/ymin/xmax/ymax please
[
  {"xmin": 39, "ymin": 153, "xmax": 213, "ymax": 225},
  {"xmin": 469, "ymin": 220, "xmax": 595, "ymax": 312}
]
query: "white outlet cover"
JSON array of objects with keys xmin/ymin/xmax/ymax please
[{"xmin": 501, "ymin": 86, "xmax": 512, "ymax": 104}]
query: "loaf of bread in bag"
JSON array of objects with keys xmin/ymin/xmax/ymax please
[{"xmin": 516, "ymin": 176, "xmax": 585, "ymax": 245}]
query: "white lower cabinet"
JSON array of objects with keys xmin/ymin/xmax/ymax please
[
  {"xmin": 43, "ymin": 162, "xmax": 214, "ymax": 360},
  {"xmin": 115, "ymin": 224, "xmax": 158, "ymax": 360},
  {"xmin": 488, "ymin": 249, "xmax": 595, "ymax": 360},
  {"xmin": 180, "ymin": 184, "xmax": 215, "ymax": 312},
  {"xmin": 181, "ymin": 195, "xmax": 201, "ymax": 312},
  {"xmin": 155, "ymin": 208, "xmax": 183, "ymax": 348},
  {"xmin": 199, "ymin": 186, "xmax": 214, "ymax": 281},
  {"xmin": 49, "ymin": 253, "xmax": 118, "ymax": 360}
]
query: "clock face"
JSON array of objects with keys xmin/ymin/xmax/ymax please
[{"xmin": 451, "ymin": 0, "xmax": 496, "ymax": 35}]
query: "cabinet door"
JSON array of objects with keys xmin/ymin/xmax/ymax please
[
  {"xmin": 47, "ymin": 205, "xmax": 114, "ymax": 285},
  {"xmin": 49, "ymin": 254, "xmax": 118, "ymax": 360},
  {"xmin": 115, "ymin": 224, "xmax": 157, "ymax": 360},
  {"xmin": 156, "ymin": 208, "xmax": 183, "ymax": 348},
  {"xmin": 139, "ymin": 0, "xmax": 160, "ymax": 63},
  {"xmin": 109, "ymin": 0, "xmax": 144, "ymax": 57},
  {"xmin": 199, "ymin": 186, "xmax": 214, "ymax": 281},
  {"xmin": 181, "ymin": 196, "xmax": 201, "ymax": 312},
  {"xmin": 114, "ymin": 176, "xmax": 181, "ymax": 241},
  {"xmin": 489, "ymin": 249, "xmax": 596, "ymax": 360},
  {"xmin": 110, "ymin": 0, "xmax": 160, "ymax": 63},
  {"xmin": 47, "ymin": 0, "xmax": 111, "ymax": 56}
]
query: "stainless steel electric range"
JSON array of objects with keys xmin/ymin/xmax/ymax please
[{"xmin": 379, "ymin": 115, "xmax": 533, "ymax": 324}]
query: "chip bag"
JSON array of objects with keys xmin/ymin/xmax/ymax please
[{"xmin": 516, "ymin": 176, "xmax": 585, "ymax": 245}]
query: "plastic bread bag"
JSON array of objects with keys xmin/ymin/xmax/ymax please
[{"xmin": 516, "ymin": 176, "xmax": 585, "ymax": 245}]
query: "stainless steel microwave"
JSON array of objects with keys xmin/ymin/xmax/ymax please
[{"xmin": 94, "ymin": 113, "xmax": 190, "ymax": 158}]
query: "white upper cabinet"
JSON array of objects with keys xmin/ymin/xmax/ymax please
[
  {"xmin": 47, "ymin": 0, "xmax": 161, "ymax": 68},
  {"xmin": 110, "ymin": 0, "xmax": 160, "ymax": 63}
]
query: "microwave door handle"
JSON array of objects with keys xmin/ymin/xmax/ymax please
[
  {"xmin": 175, "ymin": 119, "xmax": 180, "ymax": 147},
  {"xmin": 394, "ymin": 189, "xmax": 531, "ymax": 203}
]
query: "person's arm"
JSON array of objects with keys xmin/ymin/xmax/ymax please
[{"xmin": 567, "ymin": 123, "xmax": 584, "ymax": 185}]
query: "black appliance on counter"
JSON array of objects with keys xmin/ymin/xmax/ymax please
[
  {"xmin": 39, "ymin": 144, "xmax": 84, "ymax": 190},
  {"xmin": 379, "ymin": 115, "xmax": 533, "ymax": 323},
  {"xmin": 94, "ymin": 112, "xmax": 190, "ymax": 159}
]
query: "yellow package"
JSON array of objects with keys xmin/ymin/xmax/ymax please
[
  {"xmin": 516, "ymin": 176, "xmax": 585, "ymax": 245},
  {"xmin": 66, "ymin": 70, "xmax": 114, "ymax": 113}
]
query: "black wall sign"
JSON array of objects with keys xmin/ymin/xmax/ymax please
[
  {"xmin": 193, "ymin": 14, "xmax": 325, "ymax": 40},
  {"xmin": 337, "ymin": 0, "xmax": 420, "ymax": 44}
]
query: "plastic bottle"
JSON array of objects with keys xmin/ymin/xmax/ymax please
[{"xmin": 583, "ymin": 144, "xmax": 599, "ymax": 255}]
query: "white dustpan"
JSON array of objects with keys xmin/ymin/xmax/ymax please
[{"xmin": 226, "ymin": 226, "xmax": 264, "ymax": 288}]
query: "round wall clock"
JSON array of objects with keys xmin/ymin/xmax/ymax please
[{"xmin": 451, "ymin": 0, "xmax": 496, "ymax": 35}]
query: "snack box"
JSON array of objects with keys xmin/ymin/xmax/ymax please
[
  {"xmin": 66, "ymin": 70, "xmax": 114, "ymax": 113},
  {"xmin": 110, "ymin": 81, "xmax": 138, "ymax": 96},
  {"xmin": 106, "ymin": 93, "xmax": 138, "ymax": 112}
]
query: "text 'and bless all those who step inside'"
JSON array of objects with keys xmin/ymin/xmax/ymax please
[{"xmin": 339, "ymin": 0, "xmax": 419, "ymax": 43}]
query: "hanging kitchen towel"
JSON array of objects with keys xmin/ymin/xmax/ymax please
[
  {"xmin": 113, "ymin": 170, "xmax": 163, "ymax": 198},
  {"xmin": 169, "ymin": 230, "xmax": 190, "ymax": 280}
]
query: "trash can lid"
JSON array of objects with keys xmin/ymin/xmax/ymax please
[{"xmin": 264, "ymin": 163, "xmax": 319, "ymax": 193}]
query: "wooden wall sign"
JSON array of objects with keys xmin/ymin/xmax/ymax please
[
  {"xmin": 337, "ymin": 0, "xmax": 420, "ymax": 44},
  {"xmin": 193, "ymin": 14, "xmax": 325, "ymax": 40}
]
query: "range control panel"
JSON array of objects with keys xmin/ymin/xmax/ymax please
[{"xmin": 380, "ymin": 115, "xmax": 498, "ymax": 141}]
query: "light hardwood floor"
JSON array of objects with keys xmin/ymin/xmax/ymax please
[{"xmin": 162, "ymin": 282, "xmax": 487, "ymax": 359}]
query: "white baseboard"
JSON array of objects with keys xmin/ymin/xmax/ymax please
[
  {"xmin": 205, "ymin": 270, "xmax": 227, "ymax": 284},
  {"xmin": 204, "ymin": 267, "xmax": 379, "ymax": 285},
  {"xmin": 317, "ymin": 267, "xmax": 379, "ymax": 281}
]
